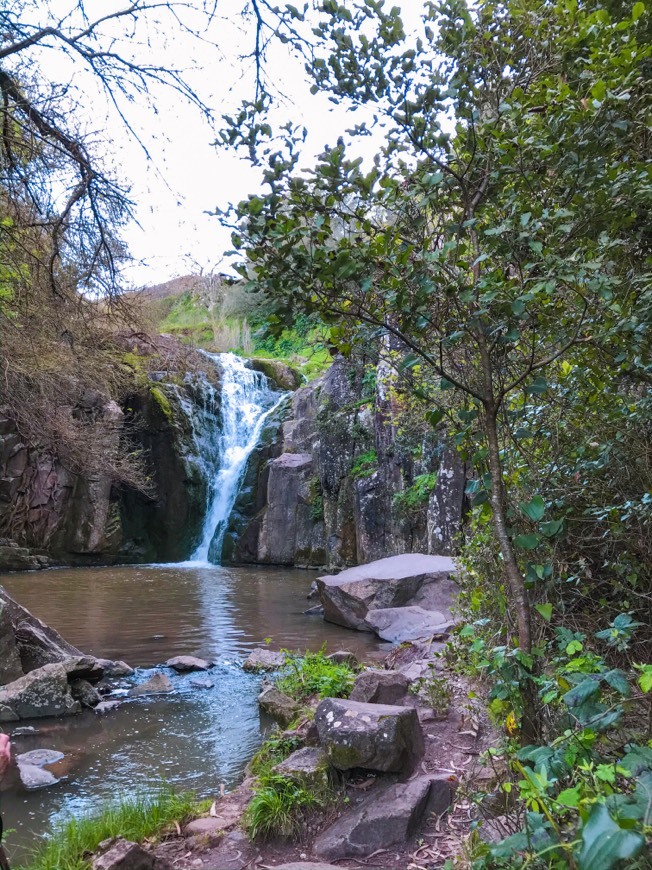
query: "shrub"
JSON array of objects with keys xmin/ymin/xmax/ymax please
[
  {"xmin": 350, "ymin": 449, "xmax": 378, "ymax": 480},
  {"xmin": 276, "ymin": 648, "xmax": 356, "ymax": 702}
]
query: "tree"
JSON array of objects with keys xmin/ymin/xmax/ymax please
[{"xmin": 222, "ymin": 0, "xmax": 651, "ymax": 701}]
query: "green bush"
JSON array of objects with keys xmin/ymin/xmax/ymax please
[
  {"xmin": 350, "ymin": 449, "xmax": 378, "ymax": 480},
  {"xmin": 276, "ymin": 648, "xmax": 356, "ymax": 702},
  {"xmin": 244, "ymin": 771, "xmax": 332, "ymax": 841},
  {"xmin": 392, "ymin": 472, "xmax": 438, "ymax": 517}
]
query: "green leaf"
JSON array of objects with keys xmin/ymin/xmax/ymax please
[
  {"xmin": 578, "ymin": 803, "xmax": 644, "ymax": 870},
  {"xmin": 603, "ymin": 669, "xmax": 630, "ymax": 697},
  {"xmin": 515, "ymin": 533, "xmax": 540, "ymax": 550},
  {"xmin": 556, "ymin": 786, "xmax": 581, "ymax": 807},
  {"xmin": 426, "ymin": 409, "xmax": 444, "ymax": 427},
  {"xmin": 632, "ymin": 1, "xmax": 645, "ymax": 21},
  {"xmin": 563, "ymin": 678, "xmax": 601, "ymax": 709},
  {"xmin": 525, "ymin": 376, "xmax": 548, "ymax": 395},
  {"xmin": 540, "ymin": 519, "xmax": 564, "ymax": 537},
  {"xmin": 520, "ymin": 495, "xmax": 545, "ymax": 521},
  {"xmin": 636, "ymin": 665, "xmax": 652, "ymax": 693},
  {"xmin": 535, "ymin": 603, "xmax": 553, "ymax": 622}
]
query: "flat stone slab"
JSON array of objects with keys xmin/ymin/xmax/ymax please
[
  {"xmin": 349, "ymin": 669, "xmax": 410, "ymax": 704},
  {"xmin": 96, "ymin": 659, "xmax": 134, "ymax": 677},
  {"xmin": 128, "ymin": 673, "xmax": 173, "ymax": 697},
  {"xmin": 313, "ymin": 774, "xmax": 455, "ymax": 859},
  {"xmin": 95, "ymin": 700, "xmax": 122, "ymax": 715},
  {"xmin": 243, "ymin": 648, "xmax": 286, "ymax": 672},
  {"xmin": 190, "ymin": 677, "xmax": 214, "ymax": 689},
  {"xmin": 317, "ymin": 554, "xmax": 456, "ymax": 631},
  {"xmin": 16, "ymin": 749, "xmax": 64, "ymax": 767},
  {"xmin": 315, "ymin": 697, "xmax": 424, "ymax": 774},
  {"xmin": 17, "ymin": 762, "xmax": 60, "ymax": 790},
  {"xmin": 165, "ymin": 655, "xmax": 211, "ymax": 673},
  {"xmin": 365, "ymin": 606, "xmax": 454, "ymax": 643}
]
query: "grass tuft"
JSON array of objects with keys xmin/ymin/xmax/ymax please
[
  {"xmin": 276, "ymin": 648, "xmax": 356, "ymax": 703},
  {"xmin": 18, "ymin": 787, "xmax": 205, "ymax": 870}
]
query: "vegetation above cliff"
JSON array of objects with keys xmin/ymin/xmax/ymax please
[{"xmin": 221, "ymin": 0, "xmax": 652, "ymax": 864}]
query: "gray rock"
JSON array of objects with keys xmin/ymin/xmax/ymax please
[
  {"xmin": 16, "ymin": 749, "xmax": 64, "ymax": 766},
  {"xmin": 92, "ymin": 838, "xmax": 170, "ymax": 870},
  {"xmin": 11, "ymin": 725, "xmax": 37, "ymax": 736},
  {"xmin": 304, "ymin": 604, "xmax": 325, "ymax": 616},
  {"xmin": 315, "ymin": 698, "xmax": 424, "ymax": 774},
  {"xmin": 258, "ymin": 684, "xmax": 299, "ymax": 727},
  {"xmin": 70, "ymin": 678, "xmax": 101, "ymax": 708},
  {"xmin": 243, "ymin": 648, "xmax": 286, "ymax": 671},
  {"xmin": 0, "ymin": 598, "xmax": 23, "ymax": 685},
  {"xmin": 97, "ymin": 659, "xmax": 134, "ymax": 677},
  {"xmin": 365, "ymin": 606, "xmax": 454, "ymax": 643},
  {"xmin": 0, "ymin": 663, "xmax": 80, "ymax": 719},
  {"xmin": 313, "ymin": 774, "xmax": 455, "ymax": 859},
  {"xmin": 327, "ymin": 651, "xmax": 359, "ymax": 669},
  {"xmin": 273, "ymin": 747, "xmax": 332, "ymax": 790},
  {"xmin": 0, "ymin": 704, "xmax": 18, "ymax": 722},
  {"xmin": 189, "ymin": 677, "xmax": 214, "ymax": 689},
  {"xmin": 349, "ymin": 669, "xmax": 410, "ymax": 705},
  {"xmin": 128, "ymin": 673, "xmax": 173, "ymax": 696},
  {"xmin": 317, "ymin": 554, "xmax": 456, "ymax": 631},
  {"xmin": 17, "ymin": 762, "xmax": 60, "ymax": 790},
  {"xmin": 61, "ymin": 656, "xmax": 105, "ymax": 683},
  {"xmin": 94, "ymin": 700, "xmax": 122, "ymax": 714},
  {"xmin": 165, "ymin": 655, "xmax": 211, "ymax": 673},
  {"xmin": 0, "ymin": 588, "xmax": 86, "ymax": 673}
]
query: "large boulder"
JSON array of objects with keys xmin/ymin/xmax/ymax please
[
  {"xmin": 316, "ymin": 554, "xmax": 456, "ymax": 631},
  {"xmin": 0, "ymin": 663, "xmax": 80, "ymax": 720},
  {"xmin": 349, "ymin": 669, "xmax": 410, "ymax": 705},
  {"xmin": 313, "ymin": 775, "xmax": 455, "ymax": 859},
  {"xmin": 92, "ymin": 838, "xmax": 171, "ymax": 870},
  {"xmin": 0, "ymin": 598, "xmax": 23, "ymax": 685},
  {"xmin": 314, "ymin": 698, "xmax": 424, "ymax": 774},
  {"xmin": 365, "ymin": 606, "xmax": 455, "ymax": 643}
]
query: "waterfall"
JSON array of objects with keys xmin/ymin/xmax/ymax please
[{"xmin": 188, "ymin": 352, "xmax": 285, "ymax": 565}]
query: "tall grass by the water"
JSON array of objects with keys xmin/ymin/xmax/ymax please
[{"xmin": 18, "ymin": 787, "xmax": 204, "ymax": 870}]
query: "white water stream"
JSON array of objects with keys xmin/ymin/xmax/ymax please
[{"xmin": 188, "ymin": 352, "xmax": 285, "ymax": 564}]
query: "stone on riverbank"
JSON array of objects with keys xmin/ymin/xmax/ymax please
[
  {"xmin": 70, "ymin": 678, "xmax": 101, "ymax": 708},
  {"xmin": 92, "ymin": 838, "xmax": 170, "ymax": 870},
  {"xmin": 349, "ymin": 669, "xmax": 410, "ymax": 705},
  {"xmin": 0, "ymin": 663, "xmax": 80, "ymax": 720},
  {"xmin": 165, "ymin": 655, "xmax": 211, "ymax": 673},
  {"xmin": 129, "ymin": 673, "xmax": 173, "ymax": 696},
  {"xmin": 243, "ymin": 648, "xmax": 286, "ymax": 671},
  {"xmin": 258, "ymin": 684, "xmax": 299, "ymax": 726},
  {"xmin": 272, "ymin": 747, "xmax": 332, "ymax": 791},
  {"xmin": 17, "ymin": 762, "xmax": 60, "ymax": 790},
  {"xmin": 365, "ymin": 606, "xmax": 455, "ymax": 643},
  {"xmin": 96, "ymin": 659, "xmax": 135, "ymax": 677},
  {"xmin": 316, "ymin": 554, "xmax": 456, "ymax": 632},
  {"xmin": 313, "ymin": 774, "xmax": 455, "ymax": 859},
  {"xmin": 315, "ymin": 698, "xmax": 424, "ymax": 774}
]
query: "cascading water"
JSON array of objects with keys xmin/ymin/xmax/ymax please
[{"xmin": 188, "ymin": 352, "xmax": 286, "ymax": 565}]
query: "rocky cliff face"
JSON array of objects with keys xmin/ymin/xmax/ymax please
[
  {"xmin": 0, "ymin": 364, "xmax": 220, "ymax": 568},
  {"xmin": 224, "ymin": 356, "xmax": 466, "ymax": 569}
]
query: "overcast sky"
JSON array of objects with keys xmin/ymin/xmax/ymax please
[{"xmin": 104, "ymin": 1, "xmax": 403, "ymax": 287}]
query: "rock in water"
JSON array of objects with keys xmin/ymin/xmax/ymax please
[
  {"xmin": 316, "ymin": 554, "xmax": 456, "ymax": 631},
  {"xmin": 17, "ymin": 762, "xmax": 59, "ymax": 790},
  {"xmin": 243, "ymin": 648, "xmax": 286, "ymax": 671},
  {"xmin": 315, "ymin": 698, "xmax": 424, "ymax": 774},
  {"xmin": 0, "ymin": 663, "xmax": 80, "ymax": 720},
  {"xmin": 349, "ymin": 669, "xmax": 410, "ymax": 705},
  {"xmin": 16, "ymin": 749, "xmax": 64, "ymax": 766},
  {"xmin": 70, "ymin": 678, "xmax": 101, "ymax": 708},
  {"xmin": 313, "ymin": 775, "xmax": 455, "ymax": 859},
  {"xmin": 128, "ymin": 673, "xmax": 173, "ymax": 696},
  {"xmin": 165, "ymin": 655, "xmax": 211, "ymax": 673}
]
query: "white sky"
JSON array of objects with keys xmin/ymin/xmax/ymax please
[{"xmin": 26, "ymin": 1, "xmax": 422, "ymax": 287}]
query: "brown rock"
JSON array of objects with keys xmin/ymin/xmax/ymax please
[
  {"xmin": 92, "ymin": 838, "xmax": 171, "ymax": 870},
  {"xmin": 165, "ymin": 655, "xmax": 211, "ymax": 673},
  {"xmin": 349, "ymin": 669, "xmax": 410, "ymax": 705},
  {"xmin": 129, "ymin": 673, "xmax": 173, "ymax": 697}
]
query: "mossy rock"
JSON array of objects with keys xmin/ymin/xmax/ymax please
[{"xmin": 248, "ymin": 358, "xmax": 304, "ymax": 391}]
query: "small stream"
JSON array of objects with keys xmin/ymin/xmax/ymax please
[{"xmin": 0, "ymin": 563, "xmax": 383, "ymax": 861}]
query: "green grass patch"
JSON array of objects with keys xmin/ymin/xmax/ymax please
[
  {"xmin": 19, "ymin": 787, "xmax": 206, "ymax": 870},
  {"xmin": 350, "ymin": 449, "xmax": 378, "ymax": 480},
  {"xmin": 249, "ymin": 730, "xmax": 303, "ymax": 777},
  {"xmin": 276, "ymin": 648, "xmax": 356, "ymax": 703}
]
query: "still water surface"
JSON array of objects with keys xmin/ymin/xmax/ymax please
[{"xmin": 0, "ymin": 563, "xmax": 382, "ymax": 860}]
